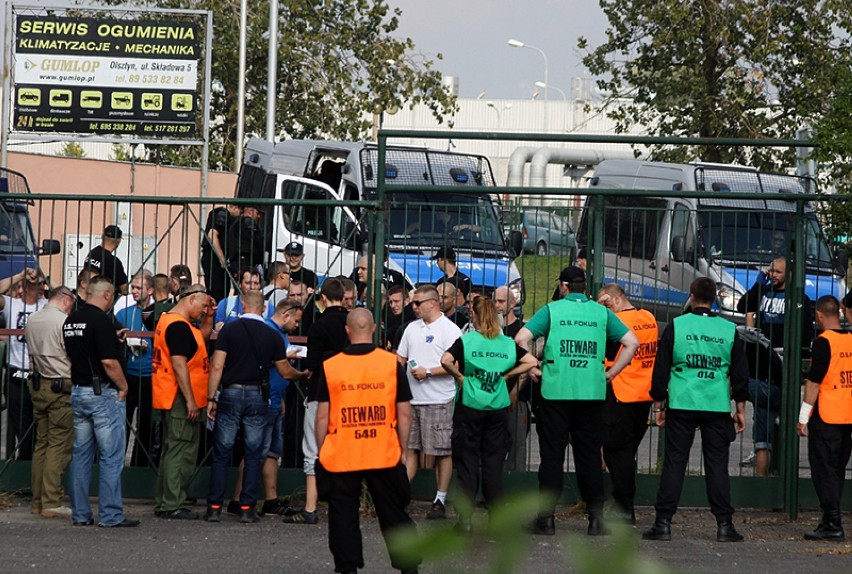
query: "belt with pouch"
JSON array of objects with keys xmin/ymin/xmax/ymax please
[{"xmin": 34, "ymin": 374, "xmax": 74, "ymax": 394}]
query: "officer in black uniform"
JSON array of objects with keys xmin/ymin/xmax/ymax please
[
  {"xmin": 797, "ymin": 295, "xmax": 852, "ymax": 541},
  {"xmin": 642, "ymin": 278, "xmax": 749, "ymax": 543}
]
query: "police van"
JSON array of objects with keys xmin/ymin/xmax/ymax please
[
  {"xmin": 577, "ymin": 160, "xmax": 844, "ymax": 324},
  {"xmin": 236, "ymin": 137, "xmax": 524, "ymax": 301},
  {"xmin": 0, "ymin": 167, "xmax": 61, "ymax": 282}
]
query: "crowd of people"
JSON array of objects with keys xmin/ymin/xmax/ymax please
[{"xmin": 2, "ymin": 216, "xmax": 852, "ymax": 572}]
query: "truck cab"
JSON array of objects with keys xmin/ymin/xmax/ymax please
[
  {"xmin": 0, "ymin": 168, "xmax": 61, "ymax": 282},
  {"xmin": 236, "ymin": 138, "xmax": 524, "ymax": 302},
  {"xmin": 578, "ymin": 160, "xmax": 844, "ymax": 324}
]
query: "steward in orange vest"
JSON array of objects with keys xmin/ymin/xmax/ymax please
[
  {"xmin": 315, "ymin": 308, "xmax": 420, "ymax": 573},
  {"xmin": 151, "ymin": 285, "xmax": 214, "ymax": 519},
  {"xmin": 598, "ymin": 283, "xmax": 659, "ymax": 524},
  {"xmin": 798, "ymin": 295, "xmax": 852, "ymax": 542}
]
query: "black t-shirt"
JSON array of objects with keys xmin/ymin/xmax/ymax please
[
  {"xmin": 84, "ymin": 245, "xmax": 128, "ymax": 289},
  {"xmin": 502, "ymin": 318, "xmax": 524, "ymax": 341},
  {"xmin": 446, "ymin": 308, "xmax": 470, "ymax": 330},
  {"xmin": 202, "ymin": 207, "xmax": 232, "ymax": 260},
  {"xmin": 290, "ymin": 267, "xmax": 318, "ymax": 289},
  {"xmin": 304, "ymin": 305, "xmax": 349, "ymax": 399},
  {"xmin": 446, "ymin": 336, "xmax": 528, "ymax": 375},
  {"xmin": 436, "ymin": 270, "xmax": 471, "ymax": 297},
  {"xmin": 215, "ymin": 317, "xmax": 286, "ymax": 385},
  {"xmin": 227, "ymin": 215, "xmax": 264, "ymax": 268},
  {"xmin": 165, "ymin": 321, "xmax": 198, "ymax": 358},
  {"xmin": 315, "ymin": 343, "xmax": 412, "ymax": 403},
  {"xmin": 63, "ymin": 302, "xmax": 124, "ymax": 386}
]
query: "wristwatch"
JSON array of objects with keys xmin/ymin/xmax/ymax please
[{"xmin": 426, "ymin": 369, "xmax": 432, "ymax": 378}]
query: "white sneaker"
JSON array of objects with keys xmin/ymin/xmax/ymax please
[
  {"xmin": 739, "ymin": 452, "xmax": 755, "ymax": 467},
  {"xmin": 42, "ymin": 506, "xmax": 73, "ymax": 518}
]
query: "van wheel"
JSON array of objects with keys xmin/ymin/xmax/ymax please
[{"xmin": 536, "ymin": 242, "xmax": 548, "ymax": 256}]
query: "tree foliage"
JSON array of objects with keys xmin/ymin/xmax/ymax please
[
  {"xmin": 579, "ymin": 0, "xmax": 851, "ymax": 169},
  {"xmin": 100, "ymin": 0, "xmax": 455, "ymax": 170}
]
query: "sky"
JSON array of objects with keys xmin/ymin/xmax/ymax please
[{"xmin": 388, "ymin": 0, "xmax": 610, "ymax": 100}]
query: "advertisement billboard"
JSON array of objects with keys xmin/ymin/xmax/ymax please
[{"xmin": 11, "ymin": 14, "xmax": 203, "ymax": 139}]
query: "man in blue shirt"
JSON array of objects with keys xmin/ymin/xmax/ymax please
[
  {"xmin": 214, "ymin": 267, "xmax": 273, "ymax": 329},
  {"xmin": 115, "ymin": 270, "xmax": 155, "ymax": 467}
]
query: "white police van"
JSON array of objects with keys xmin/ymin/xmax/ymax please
[
  {"xmin": 577, "ymin": 160, "xmax": 844, "ymax": 323},
  {"xmin": 236, "ymin": 137, "xmax": 524, "ymax": 301}
]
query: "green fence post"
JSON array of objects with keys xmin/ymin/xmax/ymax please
[
  {"xmin": 373, "ymin": 133, "xmax": 388, "ymax": 343},
  {"xmin": 590, "ymin": 194, "xmax": 605, "ymax": 295},
  {"xmin": 781, "ymin": 199, "xmax": 806, "ymax": 519}
]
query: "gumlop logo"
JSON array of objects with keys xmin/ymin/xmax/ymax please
[{"xmin": 23, "ymin": 59, "xmax": 37, "ymax": 71}]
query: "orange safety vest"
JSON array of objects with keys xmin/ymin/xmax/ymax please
[
  {"xmin": 152, "ymin": 312, "xmax": 209, "ymax": 410},
  {"xmin": 815, "ymin": 330, "xmax": 852, "ymax": 425},
  {"xmin": 319, "ymin": 348, "xmax": 401, "ymax": 472},
  {"xmin": 606, "ymin": 308, "xmax": 658, "ymax": 403}
]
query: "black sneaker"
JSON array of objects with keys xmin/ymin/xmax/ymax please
[
  {"xmin": 281, "ymin": 509, "xmax": 319, "ymax": 524},
  {"xmin": 239, "ymin": 507, "xmax": 260, "ymax": 523},
  {"xmin": 226, "ymin": 500, "xmax": 241, "ymax": 515},
  {"xmin": 259, "ymin": 499, "xmax": 288, "ymax": 516},
  {"xmin": 426, "ymin": 500, "xmax": 446, "ymax": 520},
  {"xmin": 159, "ymin": 508, "xmax": 199, "ymax": 520},
  {"xmin": 203, "ymin": 506, "xmax": 222, "ymax": 523}
]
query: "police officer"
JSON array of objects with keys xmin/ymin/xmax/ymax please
[
  {"xmin": 441, "ymin": 297, "xmax": 538, "ymax": 534},
  {"xmin": 642, "ymin": 277, "xmax": 749, "ymax": 543},
  {"xmin": 597, "ymin": 283, "xmax": 658, "ymax": 524},
  {"xmin": 516, "ymin": 266, "xmax": 639, "ymax": 536},
  {"xmin": 315, "ymin": 308, "xmax": 420, "ymax": 574},
  {"xmin": 797, "ymin": 295, "xmax": 852, "ymax": 541}
]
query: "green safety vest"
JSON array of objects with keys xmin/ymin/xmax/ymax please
[
  {"xmin": 460, "ymin": 331, "xmax": 517, "ymax": 410},
  {"xmin": 668, "ymin": 313, "xmax": 735, "ymax": 412},
  {"xmin": 541, "ymin": 298, "xmax": 608, "ymax": 400}
]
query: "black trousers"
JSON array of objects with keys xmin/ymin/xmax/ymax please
[
  {"xmin": 808, "ymin": 405, "xmax": 852, "ymax": 516},
  {"xmin": 316, "ymin": 462, "xmax": 419, "ymax": 573},
  {"xmin": 7, "ymin": 369, "xmax": 34, "ymax": 460},
  {"xmin": 655, "ymin": 409, "xmax": 736, "ymax": 523},
  {"xmin": 201, "ymin": 255, "xmax": 231, "ymax": 303},
  {"xmin": 451, "ymin": 404, "xmax": 510, "ymax": 519},
  {"xmin": 601, "ymin": 387, "xmax": 651, "ymax": 510},
  {"xmin": 125, "ymin": 374, "xmax": 158, "ymax": 467},
  {"xmin": 536, "ymin": 399, "xmax": 605, "ymax": 515},
  {"xmin": 281, "ymin": 384, "xmax": 306, "ymax": 468}
]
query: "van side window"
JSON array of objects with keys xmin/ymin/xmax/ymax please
[
  {"xmin": 670, "ymin": 204, "xmax": 696, "ymax": 255},
  {"xmin": 602, "ymin": 197, "xmax": 665, "ymax": 259},
  {"xmin": 280, "ymin": 180, "xmax": 342, "ymax": 246}
]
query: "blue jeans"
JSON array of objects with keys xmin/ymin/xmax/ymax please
[
  {"xmin": 69, "ymin": 386, "xmax": 127, "ymax": 526},
  {"xmin": 749, "ymin": 378, "xmax": 782, "ymax": 451},
  {"xmin": 262, "ymin": 406, "xmax": 284, "ymax": 459},
  {"xmin": 207, "ymin": 386, "xmax": 267, "ymax": 507}
]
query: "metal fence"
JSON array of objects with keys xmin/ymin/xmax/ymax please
[{"xmin": 0, "ymin": 131, "xmax": 850, "ymax": 517}]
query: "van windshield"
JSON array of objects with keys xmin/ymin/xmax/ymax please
[
  {"xmin": 0, "ymin": 206, "xmax": 35, "ymax": 255},
  {"xmin": 699, "ymin": 209, "xmax": 833, "ymax": 269},
  {"xmin": 386, "ymin": 193, "xmax": 505, "ymax": 250}
]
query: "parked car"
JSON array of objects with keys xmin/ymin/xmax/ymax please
[{"xmin": 504, "ymin": 208, "xmax": 576, "ymax": 256}]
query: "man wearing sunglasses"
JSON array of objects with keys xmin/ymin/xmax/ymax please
[{"xmin": 397, "ymin": 285, "xmax": 462, "ymax": 520}]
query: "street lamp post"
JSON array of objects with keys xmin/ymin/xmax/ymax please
[
  {"xmin": 508, "ymin": 38, "xmax": 549, "ymax": 131},
  {"xmin": 535, "ymin": 81, "xmax": 567, "ymax": 102}
]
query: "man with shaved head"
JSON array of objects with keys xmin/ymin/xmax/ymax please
[
  {"xmin": 315, "ymin": 308, "xmax": 420, "ymax": 574},
  {"xmin": 204, "ymin": 290, "xmax": 298, "ymax": 523}
]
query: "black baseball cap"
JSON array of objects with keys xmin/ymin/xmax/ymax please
[
  {"xmin": 103, "ymin": 225, "xmax": 122, "ymax": 239},
  {"xmin": 280, "ymin": 241, "xmax": 303, "ymax": 255},
  {"xmin": 558, "ymin": 266, "xmax": 586, "ymax": 283},
  {"xmin": 576, "ymin": 248, "xmax": 587, "ymax": 260},
  {"xmin": 432, "ymin": 247, "xmax": 456, "ymax": 262}
]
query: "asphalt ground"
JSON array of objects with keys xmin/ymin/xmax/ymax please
[{"xmin": 2, "ymin": 496, "xmax": 851, "ymax": 573}]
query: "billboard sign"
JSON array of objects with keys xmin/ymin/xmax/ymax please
[{"xmin": 12, "ymin": 15, "xmax": 202, "ymax": 138}]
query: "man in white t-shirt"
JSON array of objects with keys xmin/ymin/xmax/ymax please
[
  {"xmin": 0, "ymin": 270, "xmax": 48, "ymax": 460},
  {"xmin": 397, "ymin": 284, "xmax": 462, "ymax": 520}
]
